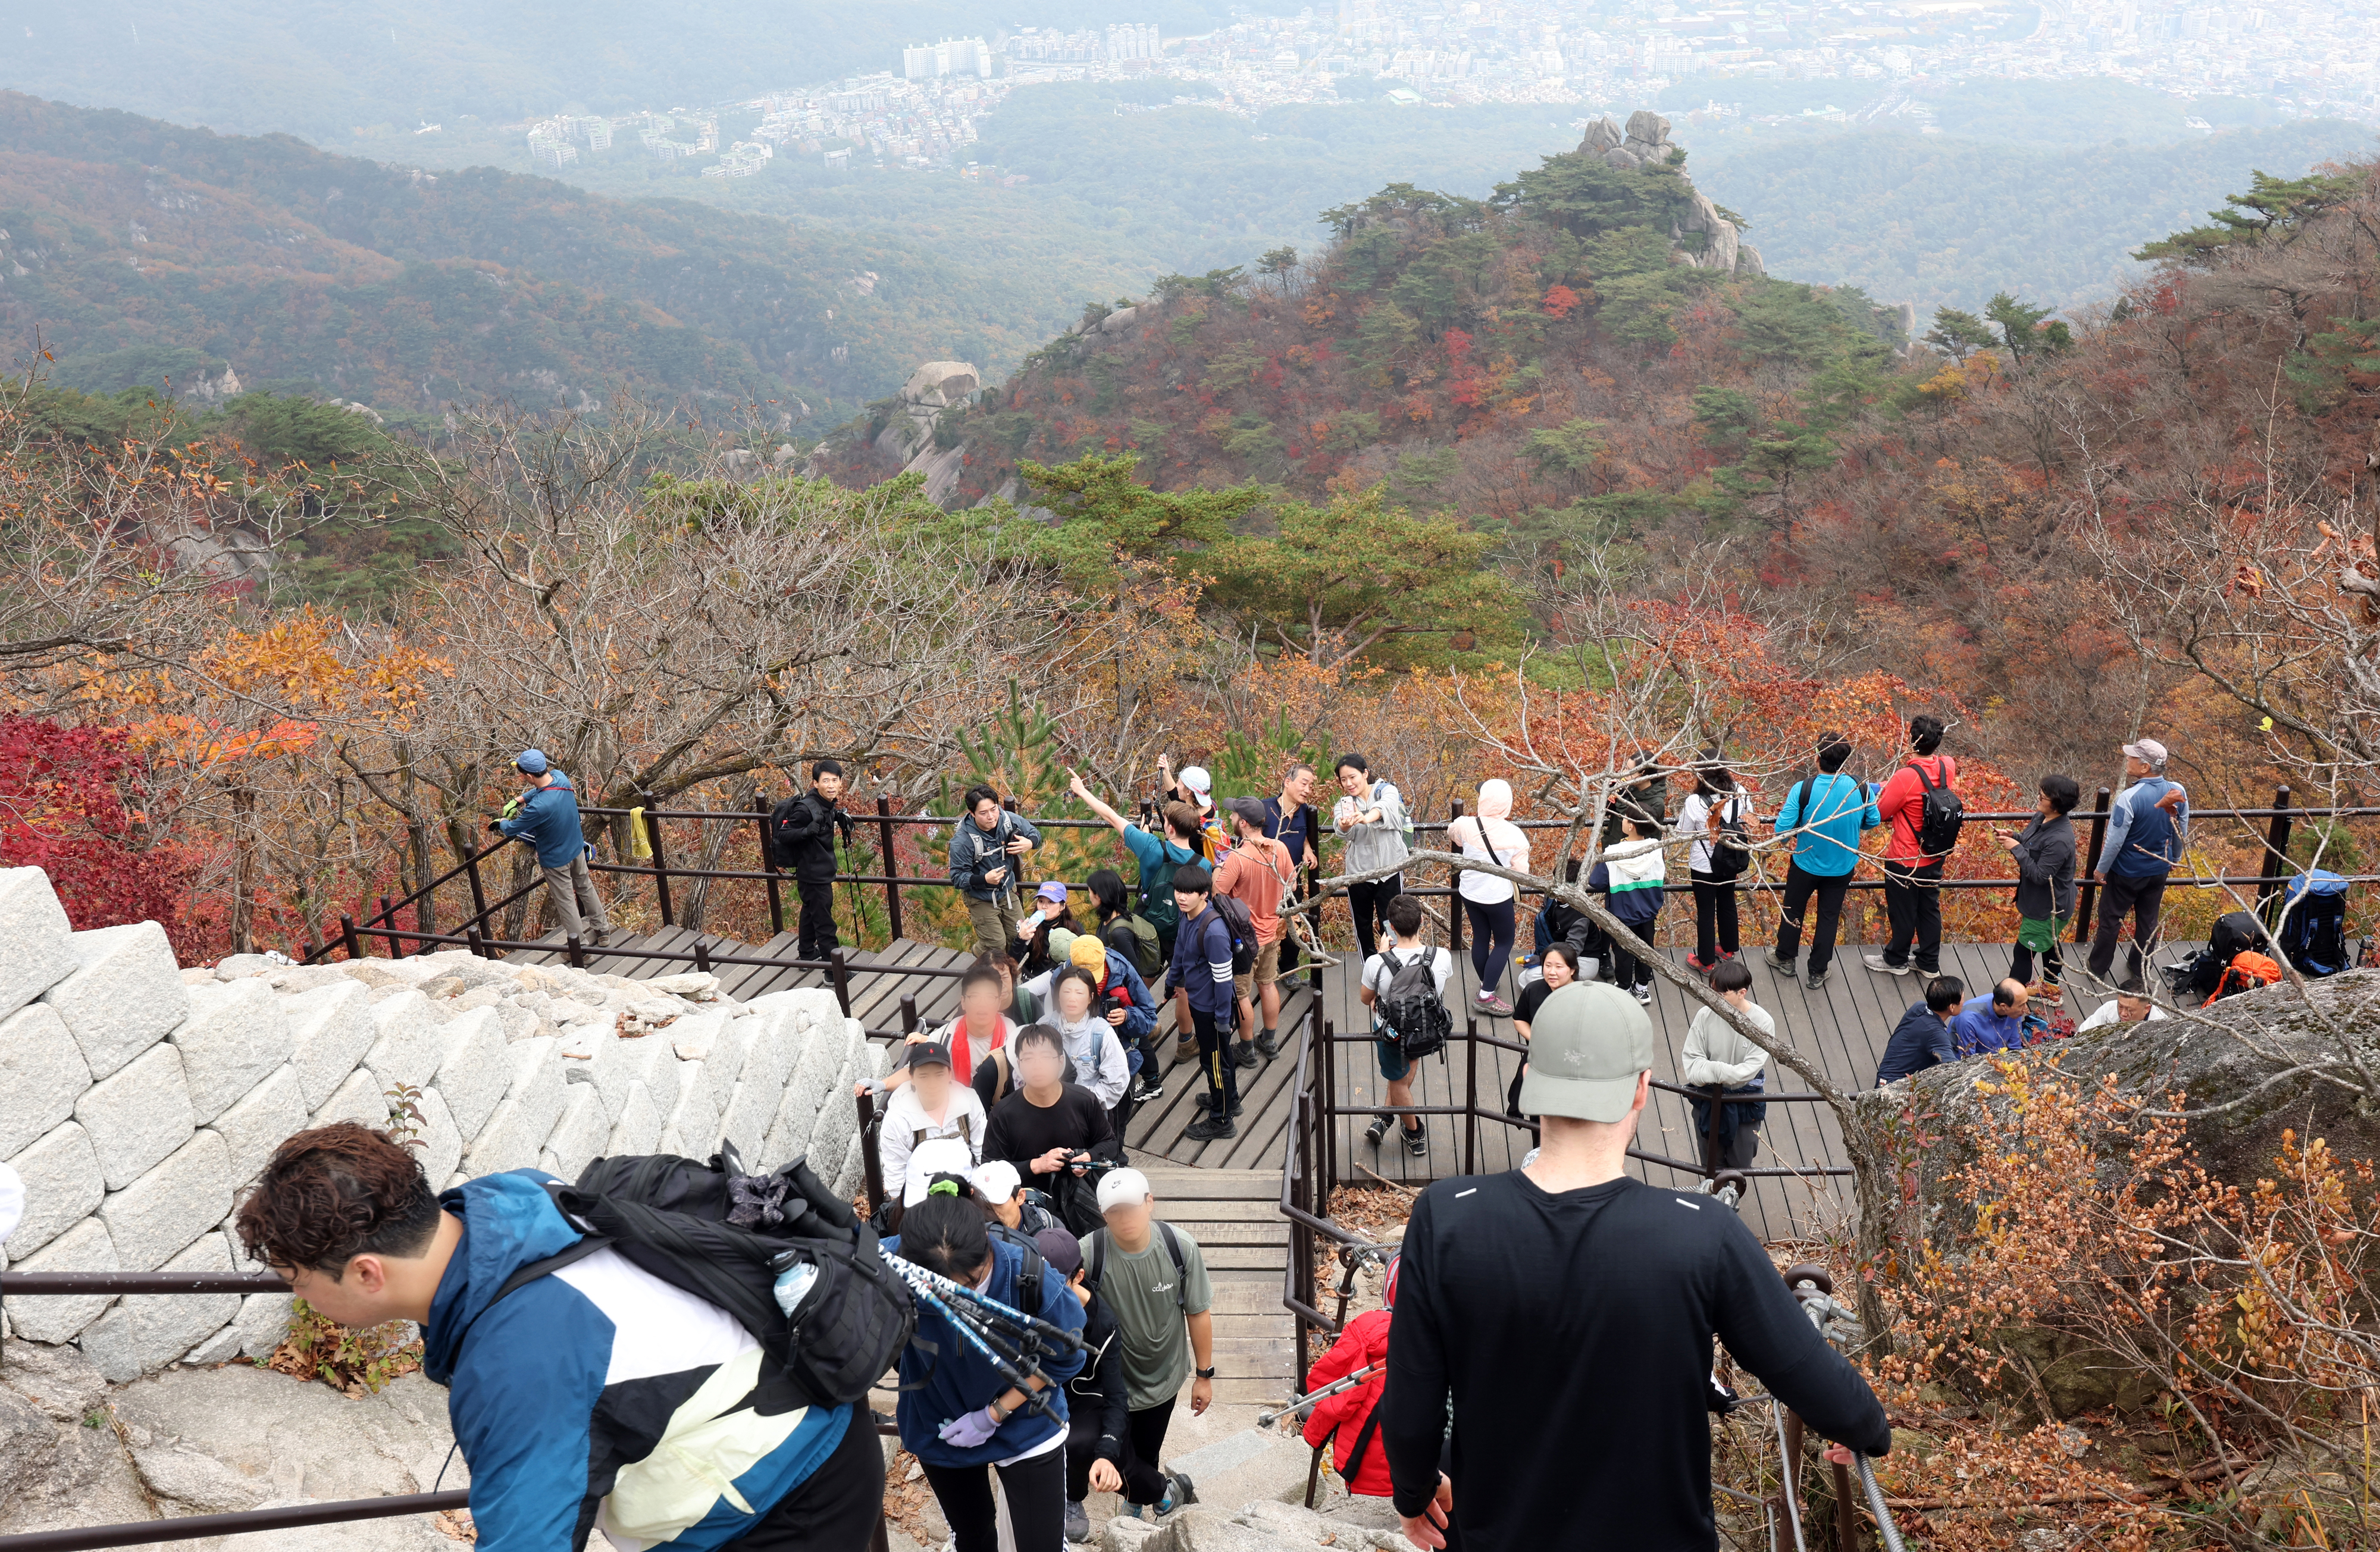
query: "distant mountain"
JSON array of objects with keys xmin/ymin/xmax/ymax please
[{"xmin": 0, "ymin": 94, "xmax": 1001, "ymax": 420}]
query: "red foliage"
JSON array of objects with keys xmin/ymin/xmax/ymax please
[
  {"xmin": 0, "ymin": 714, "xmax": 206, "ymax": 957},
  {"xmin": 1540, "ymin": 285, "xmax": 1580, "ymax": 318}
]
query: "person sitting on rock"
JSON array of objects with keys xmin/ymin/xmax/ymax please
[{"xmin": 234, "ymin": 1123, "xmax": 882, "ymax": 1550}]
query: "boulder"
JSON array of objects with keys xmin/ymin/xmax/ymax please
[
  {"xmin": 0, "ymin": 866, "xmax": 77, "ymax": 1020},
  {"xmin": 362, "ymin": 989, "xmax": 446, "ymax": 1092},
  {"xmin": 1625, "ymin": 108, "xmax": 1673, "ymax": 149},
  {"xmin": 660, "ymin": 1063, "xmax": 721, "ymax": 1158},
  {"xmin": 466, "ymin": 1037, "xmax": 567, "ymax": 1175},
  {"xmin": 607, "ymin": 1081, "xmax": 663, "ymax": 1157},
  {"xmin": 74, "ymin": 1041, "xmax": 198, "ymax": 1190},
  {"xmin": 3, "ymin": 1219, "xmax": 120, "ymax": 1341},
  {"xmin": 173, "ymin": 978, "xmax": 292, "ymax": 1123},
  {"xmin": 413, "ymin": 1086, "xmax": 464, "ymax": 1186},
  {"xmin": 428, "ymin": 1007, "xmax": 511, "ymax": 1141},
  {"xmin": 41, "ymin": 921, "xmax": 190, "ymax": 1080},
  {"xmin": 542, "ymin": 1086, "xmax": 611, "ymax": 1181},
  {"xmin": 80, "ymin": 1234, "xmax": 243, "ymax": 1382},
  {"xmin": 901, "ymin": 360, "xmax": 981, "ymax": 407},
  {"xmin": 208, "ymin": 1065, "xmax": 309, "ymax": 1186},
  {"xmin": 0, "ymin": 1002, "xmax": 92, "ymax": 1158},
  {"xmin": 183, "ymin": 1287, "xmax": 296, "ymax": 1363},
  {"xmin": 311, "ymin": 1065, "xmax": 390, "ymax": 1130},
  {"xmin": 1578, "ymin": 114, "xmax": 1623, "ymax": 153},
  {"xmin": 98, "ymin": 1129, "xmax": 233, "ymax": 1271}
]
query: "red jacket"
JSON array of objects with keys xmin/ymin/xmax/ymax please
[
  {"xmin": 1875, "ymin": 754, "xmax": 1956, "ymax": 864},
  {"xmin": 1301, "ymin": 1309, "xmax": 1394, "ymax": 1497}
]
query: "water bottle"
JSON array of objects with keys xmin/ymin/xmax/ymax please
[{"xmin": 772, "ymin": 1258, "xmax": 819, "ymax": 1317}]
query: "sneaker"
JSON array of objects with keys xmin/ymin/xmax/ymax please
[
  {"xmin": 1255, "ymin": 1029, "xmax": 1280, "ymax": 1059},
  {"xmin": 1169, "ymin": 1471, "xmax": 1200, "ymax": 1510},
  {"xmin": 1718, "ymin": 949, "xmax": 1739, "ymax": 962},
  {"xmin": 1477, "ymin": 992, "xmax": 1515, "ymax": 1017},
  {"xmin": 1805, "ymin": 969, "xmax": 1829, "ymax": 992},
  {"xmin": 1065, "ymin": 1500, "xmax": 1091, "ymax": 1543},
  {"xmin": 1364, "ymin": 1114, "xmax": 1392, "ymax": 1146},
  {"xmin": 1765, "ymin": 951, "xmax": 1796, "ymax": 974},
  {"xmin": 1632, "ymin": 983, "xmax": 1653, "ymax": 1005},
  {"xmin": 1862, "ymin": 953, "xmax": 1912, "ymax": 976},
  {"xmin": 1402, "ymin": 1123, "xmax": 1427, "ymax": 1157},
  {"xmin": 1685, "ymin": 952, "xmax": 1717, "ymax": 973},
  {"xmin": 1183, "ymin": 1113, "xmax": 1238, "ymax": 1143},
  {"xmin": 1230, "ymin": 1040, "xmax": 1259, "ymax": 1070},
  {"xmin": 1132, "ymin": 1076, "xmax": 1164, "ymax": 1104}
]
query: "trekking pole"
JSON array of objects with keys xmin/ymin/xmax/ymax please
[
  {"xmin": 885, "ymin": 1253, "xmax": 1089, "ymax": 1354},
  {"xmin": 1257, "ymin": 1363, "xmax": 1376, "ymax": 1428},
  {"xmin": 886, "ymin": 1260, "xmax": 1064, "ymax": 1424}
]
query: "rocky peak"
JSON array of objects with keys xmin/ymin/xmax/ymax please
[{"xmin": 1575, "ymin": 108, "xmax": 1764, "ymax": 278}]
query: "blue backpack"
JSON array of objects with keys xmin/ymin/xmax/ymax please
[{"xmin": 2279, "ymin": 870, "xmax": 2351, "ymax": 977}]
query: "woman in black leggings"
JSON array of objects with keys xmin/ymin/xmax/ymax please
[{"xmin": 888, "ymin": 1187, "xmax": 1087, "ymax": 1552}]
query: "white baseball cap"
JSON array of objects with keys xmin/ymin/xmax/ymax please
[
  {"xmin": 1095, "ymin": 1165, "xmax": 1152, "ymax": 1214},
  {"xmin": 969, "ymin": 1159, "xmax": 1023, "ymax": 1205},
  {"xmin": 1178, "ymin": 766, "xmax": 1213, "ymax": 799},
  {"xmin": 903, "ymin": 1139, "xmax": 977, "ymax": 1206}
]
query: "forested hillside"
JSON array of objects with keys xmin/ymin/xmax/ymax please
[{"xmin": 0, "ymin": 94, "xmax": 1007, "ymax": 419}]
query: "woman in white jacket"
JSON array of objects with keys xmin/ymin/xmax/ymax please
[
  {"xmin": 1047, "ymin": 966, "xmax": 1132, "ymax": 1111},
  {"xmin": 1447, "ymin": 779, "xmax": 1531, "ymax": 1017}
]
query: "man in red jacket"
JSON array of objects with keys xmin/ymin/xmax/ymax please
[
  {"xmin": 1864, "ymin": 714, "xmax": 1955, "ymax": 980},
  {"xmin": 1301, "ymin": 1257, "xmax": 1398, "ymax": 1501}
]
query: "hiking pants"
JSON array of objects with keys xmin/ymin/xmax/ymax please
[
  {"xmin": 1069, "ymin": 1401, "xmax": 1174, "ymax": 1507},
  {"xmin": 1461, "ymin": 898, "xmax": 1516, "ymax": 1001},
  {"xmin": 538, "ymin": 855, "xmax": 612, "ymax": 943},
  {"xmin": 1691, "ymin": 869, "xmax": 1738, "ymax": 961},
  {"xmin": 966, "ymin": 894, "xmax": 1025, "ymax": 959},
  {"xmin": 1773, "ymin": 863, "xmax": 1849, "ymax": 976},
  {"xmin": 1346, "ymin": 874, "xmax": 1401, "ymax": 964},
  {"xmin": 922, "ymin": 1442, "xmax": 1064, "ymax": 1552},
  {"xmin": 2088, "ymin": 871, "xmax": 2168, "ymax": 984},
  {"xmin": 1880, "ymin": 860, "xmax": 1944, "ymax": 974},
  {"xmin": 1192, "ymin": 1006, "xmax": 1238, "ymax": 1114},
  {"xmin": 797, "ymin": 879, "xmax": 838, "ymax": 961}
]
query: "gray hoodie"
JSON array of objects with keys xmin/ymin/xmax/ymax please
[{"xmin": 1333, "ymin": 779, "xmax": 1411, "ymax": 876}]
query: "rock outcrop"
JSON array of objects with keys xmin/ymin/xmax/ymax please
[
  {"xmin": 856, "ymin": 359, "xmax": 981, "ymax": 505},
  {"xmin": 1573, "ymin": 109, "xmax": 1764, "ymax": 277},
  {"xmin": 0, "ymin": 865, "xmax": 882, "ymax": 1378}
]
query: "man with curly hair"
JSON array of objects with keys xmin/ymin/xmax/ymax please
[{"xmin": 234, "ymin": 1124, "xmax": 881, "ymax": 1551}]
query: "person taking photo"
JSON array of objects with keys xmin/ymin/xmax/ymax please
[
  {"xmin": 951, "ymin": 785, "xmax": 1042, "ymax": 958},
  {"xmin": 490, "ymin": 748, "xmax": 613, "ymax": 949}
]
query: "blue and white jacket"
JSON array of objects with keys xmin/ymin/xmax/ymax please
[
  {"xmin": 1586, "ymin": 836, "xmax": 1668, "ymax": 927},
  {"xmin": 422, "ymin": 1172, "xmax": 853, "ymax": 1551}
]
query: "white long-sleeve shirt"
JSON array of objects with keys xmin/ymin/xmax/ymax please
[
  {"xmin": 1680, "ymin": 1001, "xmax": 1773, "ymax": 1089},
  {"xmin": 1050, "ymin": 1012, "xmax": 1132, "ymax": 1109},
  {"xmin": 876, "ymin": 1080, "xmax": 988, "ymax": 1203}
]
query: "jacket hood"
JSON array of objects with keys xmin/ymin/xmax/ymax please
[
  {"xmin": 422, "ymin": 1170, "xmax": 583, "ymax": 1385},
  {"xmin": 1601, "ymin": 836, "xmax": 1664, "ymax": 861}
]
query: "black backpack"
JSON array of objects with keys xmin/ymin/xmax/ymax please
[
  {"xmin": 1376, "ymin": 947, "xmax": 1452, "ymax": 1061},
  {"xmin": 481, "ymin": 1145, "xmax": 915, "ymax": 1410},
  {"xmin": 1703, "ymin": 794, "xmax": 1750, "ymax": 881},
  {"xmin": 1204, "ymin": 896, "xmax": 1258, "ymax": 976},
  {"xmin": 767, "ymin": 794, "xmax": 807, "ymax": 867},
  {"xmin": 1912, "ymin": 761, "xmax": 1965, "ymax": 860},
  {"xmin": 1085, "ymin": 1221, "xmax": 1190, "ymax": 1312},
  {"xmin": 988, "ymin": 1222, "xmax": 1050, "ymax": 1315},
  {"xmin": 1106, "ymin": 913, "xmax": 1164, "ymax": 982}
]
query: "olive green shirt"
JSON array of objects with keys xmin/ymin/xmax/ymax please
[{"xmin": 1080, "ymin": 1223, "xmax": 1213, "ymax": 1410}]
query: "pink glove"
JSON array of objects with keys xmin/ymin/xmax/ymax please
[{"xmin": 938, "ymin": 1404, "xmax": 1003, "ymax": 1448}]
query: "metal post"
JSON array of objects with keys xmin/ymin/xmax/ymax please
[
  {"xmin": 755, "ymin": 792, "xmax": 785, "ymax": 938},
  {"xmin": 2257, "ymin": 784, "xmax": 2296, "ymax": 920},
  {"xmin": 1320, "ymin": 1017, "xmax": 1337, "ymax": 1214},
  {"xmin": 2073, "ymin": 786, "xmax": 2112, "ymax": 943},
  {"xmin": 1449, "ymin": 799, "xmax": 1467, "ymax": 955},
  {"xmin": 466, "ymin": 926, "xmax": 486, "ymax": 961},
  {"xmin": 1702, "ymin": 1085, "xmax": 1723, "ymax": 1177},
  {"xmin": 856, "ymin": 1090, "xmax": 885, "ymax": 1215},
  {"xmin": 1829, "ymin": 1458, "xmax": 1858, "ymax": 1551},
  {"xmin": 1463, "ymin": 1017, "xmax": 1479, "ymax": 1175},
  {"xmin": 378, "ymin": 896, "xmax": 400, "ymax": 957},
  {"xmin": 877, "ymin": 795, "xmax": 905, "ymax": 943},
  {"xmin": 694, "ymin": 940, "xmax": 712, "ymax": 974},
  {"xmin": 643, "ymin": 795, "xmax": 675, "ymax": 927},
  {"xmin": 341, "ymin": 915, "xmax": 362, "ymax": 960},
  {"xmin": 567, "ymin": 935, "xmax": 586, "ymax": 970},
  {"xmin": 829, "ymin": 947, "xmax": 853, "ymax": 1016},
  {"xmin": 464, "ymin": 846, "xmax": 490, "ymax": 935},
  {"xmin": 900, "ymin": 993, "xmax": 920, "ymax": 1036}
]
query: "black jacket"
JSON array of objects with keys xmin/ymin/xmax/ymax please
[
  {"xmin": 1875, "ymin": 999, "xmax": 1954, "ymax": 1086},
  {"xmin": 774, "ymin": 791, "xmax": 853, "ymax": 883},
  {"xmin": 2008, "ymin": 812, "xmax": 2077, "ymax": 921},
  {"xmin": 1067, "ymin": 1293, "xmax": 1130, "ymax": 1464}
]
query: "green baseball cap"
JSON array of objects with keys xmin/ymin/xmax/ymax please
[{"xmin": 1517, "ymin": 981, "xmax": 1655, "ymax": 1122}]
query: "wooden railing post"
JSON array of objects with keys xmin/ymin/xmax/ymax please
[
  {"xmin": 829, "ymin": 948, "xmax": 853, "ymax": 1016},
  {"xmin": 2258, "ymin": 785, "xmax": 2295, "ymax": 921},
  {"xmin": 379, "ymin": 896, "xmax": 403, "ymax": 957},
  {"xmin": 642, "ymin": 794, "xmax": 675, "ymax": 927},
  {"xmin": 1320, "ymin": 1017, "xmax": 1336, "ymax": 1214},
  {"xmin": 877, "ymin": 795, "xmax": 905, "ymax": 943},
  {"xmin": 464, "ymin": 845, "xmax": 491, "ymax": 933},
  {"xmin": 2073, "ymin": 786, "xmax": 2112, "ymax": 943},
  {"xmin": 340, "ymin": 914, "xmax": 362, "ymax": 960},
  {"xmin": 567, "ymin": 935, "xmax": 586, "ymax": 969},
  {"xmin": 466, "ymin": 926, "xmax": 487, "ymax": 960},
  {"xmin": 694, "ymin": 940, "xmax": 713, "ymax": 974},
  {"xmin": 900, "ymin": 993, "xmax": 920, "ymax": 1036},
  {"xmin": 754, "ymin": 791, "xmax": 785, "ymax": 938},
  {"xmin": 1449, "ymin": 799, "xmax": 1467, "ymax": 955}
]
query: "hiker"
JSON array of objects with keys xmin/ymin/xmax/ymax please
[
  {"xmin": 1599, "ymin": 758, "xmax": 1670, "ymax": 845},
  {"xmin": 986, "ymin": 948, "xmax": 1043, "ymax": 1027},
  {"xmin": 885, "ymin": 962, "xmax": 1017, "ymax": 1098},
  {"xmin": 951, "ymin": 785, "xmax": 1042, "ymax": 958},
  {"xmin": 1874, "ymin": 975, "xmax": 1964, "ymax": 1086},
  {"xmin": 1047, "ymin": 1228, "xmax": 1132, "ymax": 1544},
  {"xmin": 1507, "ymin": 941, "xmax": 1582, "ymax": 1123},
  {"xmin": 2077, "ymin": 978, "xmax": 2171, "ymax": 1031},
  {"xmin": 234, "ymin": 1124, "xmax": 884, "ymax": 1549},
  {"xmin": 2001, "ymin": 773, "xmax": 2080, "ymax": 989},
  {"xmin": 1332, "ymin": 753, "xmax": 1412, "ymax": 963},
  {"xmin": 1164, "ymin": 866, "xmax": 1242, "ymax": 1144},
  {"xmin": 1078, "ymin": 1168, "xmax": 1212, "ymax": 1525},
  {"xmin": 1301, "ymin": 1255, "xmax": 1396, "ymax": 1503},
  {"xmin": 1679, "ymin": 959, "xmax": 1771, "ymax": 1170},
  {"xmin": 1586, "ymin": 802, "xmax": 1665, "ymax": 1005},
  {"xmin": 2088, "ymin": 738, "xmax": 2190, "ymax": 986},
  {"xmin": 887, "ymin": 1190, "xmax": 1087, "ymax": 1552},
  {"xmin": 1379, "ymin": 983, "xmax": 1891, "ymax": 1551},
  {"xmin": 1043, "ymin": 930, "xmax": 1163, "ymax": 1108},
  {"xmin": 970, "ymin": 1159, "xmax": 1064, "ymax": 1239},
  {"xmin": 1767, "ymin": 733, "xmax": 1881, "ymax": 992},
  {"xmin": 982, "ymin": 1024, "xmax": 1120, "ymax": 1235},
  {"xmin": 1158, "ymin": 757, "xmax": 1232, "ymax": 859},
  {"xmin": 1085, "ymin": 868, "xmax": 1165, "ymax": 987},
  {"xmin": 1264, "ymin": 764, "xmax": 1323, "ymax": 980},
  {"xmin": 1864, "ymin": 715, "xmax": 1959, "ymax": 980},
  {"xmin": 772, "ymin": 758, "xmax": 857, "ymax": 962},
  {"xmin": 1677, "ymin": 754, "xmax": 1752, "ymax": 973},
  {"xmin": 488, "ymin": 748, "xmax": 613, "ymax": 949},
  {"xmin": 1359, "ymin": 893, "xmax": 1453, "ymax": 1160},
  {"xmin": 1952, "ymin": 979, "xmax": 2030, "ymax": 1058},
  {"xmin": 1214, "ymin": 798, "xmax": 1298, "ymax": 1065},
  {"xmin": 1069, "ymin": 773, "xmax": 1204, "ymax": 967},
  {"xmin": 1045, "ymin": 965, "xmax": 1134, "ymax": 1112},
  {"xmin": 1446, "ymin": 778, "xmax": 1531, "ymax": 1018},
  {"xmin": 1010, "ymin": 881, "xmax": 1080, "ymax": 978},
  {"xmin": 876, "ymin": 1043, "xmax": 988, "ymax": 1208}
]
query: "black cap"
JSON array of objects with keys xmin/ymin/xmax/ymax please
[{"xmin": 904, "ymin": 1041, "xmax": 953, "ymax": 1071}]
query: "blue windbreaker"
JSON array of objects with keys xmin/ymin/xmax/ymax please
[
  {"xmin": 421, "ymin": 1171, "xmax": 852, "ymax": 1551},
  {"xmin": 1771, "ymin": 773, "xmax": 1880, "ymax": 878},
  {"xmin": 882, "ymin": 1231, "xmax": 1086, "ymax": 1469},
  {"xmin": 496, "ymin": 773, "xmax": 592, "ymax": 869}
]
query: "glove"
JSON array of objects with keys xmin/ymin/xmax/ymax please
[
  {"xmin": 487, "ymin": 820, "xmax": 503, "ymax": 835},
  {"xmin": 938, "ymin": 1404, "xmax": 1004, "ymax": 1448}
]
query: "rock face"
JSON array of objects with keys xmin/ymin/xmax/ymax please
[
  {"xmin": 0, "ymin": 866, "xmax": 884, "ymax": 1378},
  {"xmin": 1101, "ymin": 1499, "xmax": 1408, "ymax": 1552},
  {"xmin": 866, "ymin": 359, "xmax": 983, "ymax": 504},
  {"xmin": 1571, "ymin": 109, "xmax": 1765, "ymax": 277}
]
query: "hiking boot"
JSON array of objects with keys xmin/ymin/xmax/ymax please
[
  {"xmin": 1230, "ymin": 1040, "xmax": 1258, "ymax": 1069},
  {"xmin": 1364, "ymin": 1114, "xmax": 1392, "ymax": 1146},
  {"xmin": 1402, "ymin": 1122, "xmax": 1428, "ymax": 1157},
  {"xmin": 1166, "ymin": 1471, "xmax": 1200, "ymax": 1511},
  {"xmin": 1685, "ymin": 952, "xmax": 1717, "ymax": 973},
  {"xmin": 1182, "ymin": 1113, "xmax": 1238, "ymax": 1143},
  {"xmin": 1175, "ymin": 1038, "xmax": 1198, "ymax": 1065},
  {"xmin": 1476, "ymin": 991, "xmax": 1515, "ymax": 1017},
  {"xmin": 1805, "ymin": 969, "xmax": 1830, "ymax": 992},
  {"xmin": 1862, "ymin": 953, "xmax": 1912, "ymax": 976},
  {"xmin": 1765, "ymin": 951, "xmax": 1796, "ymax": 975},
  {"xmin": 1065, "ymin": 1500, "xmax": 1091, "ymax": 1544},
  {"xmin": 1255, "ymin": 1029, "xmax": 1280, "ymax": 1059}
]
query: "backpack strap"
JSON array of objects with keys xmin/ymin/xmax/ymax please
[
  {"xmin": 1086, "ymin": 1228, "xmax": 1107, "ymax": 1293},
  {"xmin": 447, "ymin": 1228, "xmax": 612, "ymax": 1357},
  {"xmin": 1913, "ymin": 760, "xmax": 1941, "ymax": 794},
  {"xmin": 1157, "ymin": 1221, "xmax": 1188, "ymax": 1312},
  {"xmin": 989, "ymin": 1046, "xmax": 1013, "ymax": 1103}
]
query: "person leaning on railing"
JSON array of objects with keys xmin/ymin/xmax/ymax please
[{"xmin": 488, "ymin": 748, "xmax": 613, "ymax": 949}]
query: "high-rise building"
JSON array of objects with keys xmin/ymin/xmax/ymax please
[{"xmin": 903, "ymin": 37, "xmax": 991, "ymax": 79}]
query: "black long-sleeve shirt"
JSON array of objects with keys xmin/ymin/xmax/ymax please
[{"xmin": 1381, "ymin": 1171, "xmax": 1890, "ymax": 1551}]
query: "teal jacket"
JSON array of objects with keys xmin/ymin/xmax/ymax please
[
  {"xmin": 497, "ymin": 772, "xmax": 591, "ymax": 869},
  {"xmin": 1771, "ymin": 773, "xmax": 1880, "ymax": 878}
]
